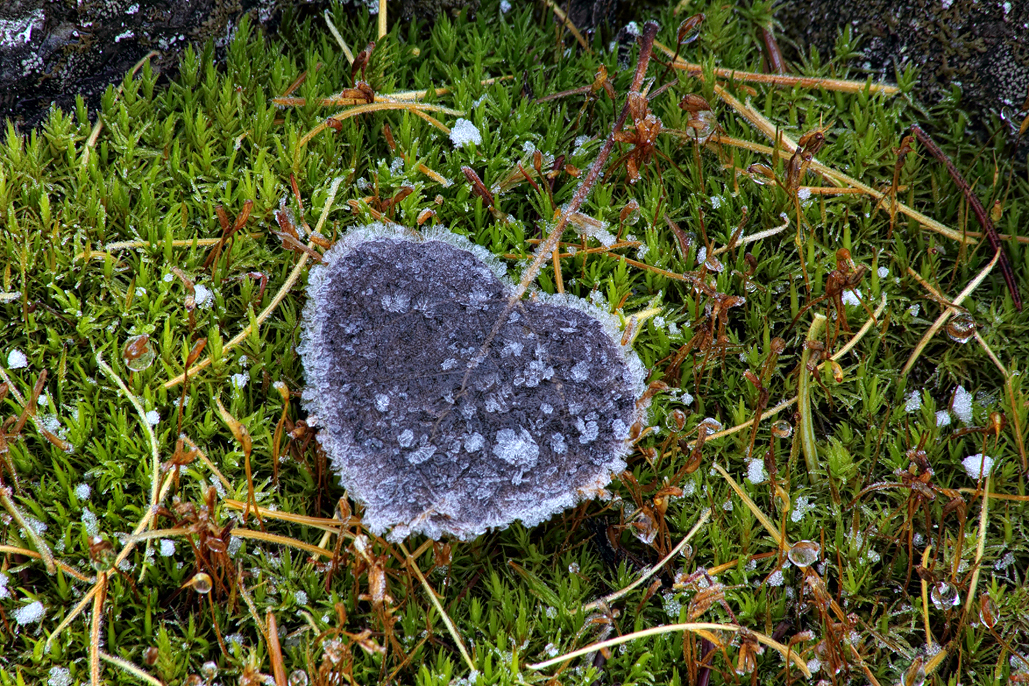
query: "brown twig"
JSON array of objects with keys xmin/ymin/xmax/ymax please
[{"xmin": 911, "ymin": 126, "xmax": 1021, "ymax": 311}]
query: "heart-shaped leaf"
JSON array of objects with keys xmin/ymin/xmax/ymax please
[{"xmin": 300, "ymin": 225, "xmax": 647, "ymax": 541}]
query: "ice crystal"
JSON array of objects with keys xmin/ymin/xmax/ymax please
[{"xmin": 299, "ymin": 225, "xmax": 647, "ymax": 540}]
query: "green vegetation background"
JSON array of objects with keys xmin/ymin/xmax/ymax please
[{"xmin": 1, "ymin": 1, "xmax": 1028, "ymax": 684}]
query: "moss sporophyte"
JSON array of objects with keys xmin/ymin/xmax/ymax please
[{"xmin": 2, "ymin": 0, "xmax": 1028, "ymax": 683}]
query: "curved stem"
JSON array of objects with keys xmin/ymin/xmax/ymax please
[{"xmin": 799, "ymin": 314, "xmax": 827, "ymax": 482}]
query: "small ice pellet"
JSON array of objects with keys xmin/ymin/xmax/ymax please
[
  {"xmin": 230, "ymin": 373, "xmax": 248, "ymax": 390},
  {"xmin": 145, "ymin": 410, "xmax": 160, "ymax": 426},
  {"xmin": 159, "ymin": 539, "xmax": 176, "ymax": 556},
  {"xmin": 7, "ymin": 349, "xmax": 28, "ymax": 369},
  {"xmin": 74, "ymin": 483, "xmax": 91, "ymax": 500},
  {"xmin": 877, "ymin": 266, "xmax": 890, "ymax": 279}
]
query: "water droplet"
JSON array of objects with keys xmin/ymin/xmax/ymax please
[
  {"xmin": 930, "ymin": 581, "xmax": 960, "ymax": 609},
  {"xmin": 289, "ymin": 671, "xmax": 310, "ymax": 686},
  {"xmin": 771, "ymin": 420, "xmax": 793, "ymax": 438},
  {"xmin": 122, "ymin": 334, "xmax": 156, "ymax": 372},
  {"xmin": 568, "ymin": 562, "xmax": 580, "ymax": 574},
  {"xmin": 629, "ymin": 508, "xmax": 658, "ymax": 545},
  {"xmin": 676, "ymin": 14, "xmax": 704, "ymax": 45},
  {"xmin": 903, "ymin": 659, "xmax": 926, "ymax": 686},
  {"xmin": 978, "ymin": 594, "xmax": 998, "ymax": 628},
  {"xmin": 946, "ymin": 314, "xmax": 976, "ymax": 343},
  {"xmin": 787, "ymin": 540, "xmax": 820, "ymax": 568},
  {"xmin": 189, "ymin": 572, "xmax": 213, "ymax": 594},
  {"xmin": 665, "ymin": 409, "xmax": 687, "ymax": 431},
  {"xmin": 200, "ymin": 661, "xmax": 218, "ymax": 679},
  {"xmin": 746, "ymin": 163, "xmax": 775, "ymax": 185}
]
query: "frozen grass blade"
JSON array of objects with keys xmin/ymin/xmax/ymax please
[
  {"xmin": 583, "ymin": 508, "xmax": 711, "ymax": 612},
  {"xmin": 0, "ymin": 485, "xmax": 56, "ymax": 574},
  {"xmin": 527, "ymin": 621, "xmax": 810, "ymax": 677},
  {"xmin": 712, "ymin": 464, "xmax": 783, "ymax": 548},
  {"xmin": 655, "ymin": 39, "xmax": 899, "ymax": 95},
  {"xmin": 399, "ymin": 541, "xmax": 476, "ymax": 673}
]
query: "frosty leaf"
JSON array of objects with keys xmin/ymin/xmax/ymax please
[{"xmin": 299, "ymin": 224, "xmax": 647, "ymax": 541}]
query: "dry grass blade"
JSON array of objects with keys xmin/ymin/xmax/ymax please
[
  {"xmin": 0, "ymin": 545, "xmax": 92, "ymax": 582},
  {"xmin": 223, "ymin": 499, "xmax": 352, "ymax": 534},
  {"xmin": 965, "ymin": 475, "xmax": 991, "ymax": 617},
  {"xmin": 527, "ymin": 621, "xmax": 810, "ymax": 677},
  {"xmin": 399, "ymin": 541, "xmax": 476, "ymax": 673},
  {"xmin": 542, "ymin": 0, "xmax": 591, "ymax": 52},
  {"xmin": 695, "ymin": 87, "xmax": 974, "ymax": 245},
  {"xmin": 295, "ymin": 102, "xmax": 463, "ymax": 158},
  {"xmin": 0, "ymin": 485, "xmax": 57, "ymax": 574},
  {"xmin": 267, "ymin": 611, "xmax": 288, "ymax": 686},
  {"xmin": 165, "ymin": 176, "xmax": 345, "ymax": 388},
  {"xmin": 973, "ymin": 332, "xmax": 1028, "ymax": 470},
  {"xmin": 99, "ymin": 651, "xmax": 165, "ymax": 686},
  {"xmin": 583, "ymin": 508, "xmax": 711, "ymax": 612},
  {"xmin": 712, "ymin": 464, "xmax": 783, "ymax": 548},
  {"xmin": 901, "ymin": 251, "xmax": 1000, "ymax": 375},
  {"xmin": 90, "ymin": 572, "xmax": 109, "ymax": 685},
  {"xmin": 231, "ymin": 529, "xmax": 338, "ymax": 559},
  {"xmin": 653, "ymin": 39, "xmax": 898, "ymax": 95}
]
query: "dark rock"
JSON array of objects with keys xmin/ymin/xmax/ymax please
[{"xmin": 775, "ymin": 0, "xmax": 1029, "ymax": 141}]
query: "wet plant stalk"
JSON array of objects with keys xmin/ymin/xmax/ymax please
[{"xmin": 799, "ymin": 314, "xmax": 827, "ymax": 482}]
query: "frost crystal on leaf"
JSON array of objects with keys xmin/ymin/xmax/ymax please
[{"xmin": 299, "ymin": 225, "xmax": 647, "ymax": 541}]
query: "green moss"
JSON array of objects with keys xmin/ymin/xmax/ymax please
[{"xmin": 2, "ymin": 1, "xmax": 1028, "ymax": 684}]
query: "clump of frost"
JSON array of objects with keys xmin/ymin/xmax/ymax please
[
  {"xmin": 745, "ymin": 458, "xmax": 767, "ymax": 485},
  {"xmin": 0, "ymin": 572, "xmax": 9, "ymax": 599},
  {"xmin": 962, "ymin": 454, "xmax": 994, "ymax": 480},
  {"xmin": 841, "ymin": 289, "xmax": 862, "ymax": 307},
  {"xmin": 790, "ymin": 495, "xmax": 816, "ymax": 523},
  {"xmin": 905, "ymin": 390, "xmax": 922, "ymax": 413},
  {"xmin": 230, "ymin": 373, "xmax": 248, "ymax": 391},
  {"xmin": 48, "ymin": 667, "xmax": 72, "ymax": 686},
  {"xmin": 7, "ymin": 349, "xmax": 28, "ymax": 369},
  {"xmin": 194, "ymin": 284, "xmax": 213, "ymax": 308},
  {"xmin": 74, "ymin": 483, "xmax": 91, "ymax": 500},
  {"xmin": 936, "ymin": 410, "xmax": 951, "ymax": 427},
  {"xmin": 145, "ymin": 410, "xmax": 160, "ymax": 426},
  {"xmin": 449, "ymin": 118, "xmax": 482, "ymax": 147},
  {"xmin": 877, "ymin": 266, "xmax": 890, "ymax": 279},
  {"xmin": 952, "ymin": 385, "xmax": 974, "ymax": 424},
  {"xmin": 500, "ymin": 0, "xmax": 511, "ymax": 11},
  {"xmin": 13, "ymin": 600, "xmax": 45, "ymax": 625}
]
